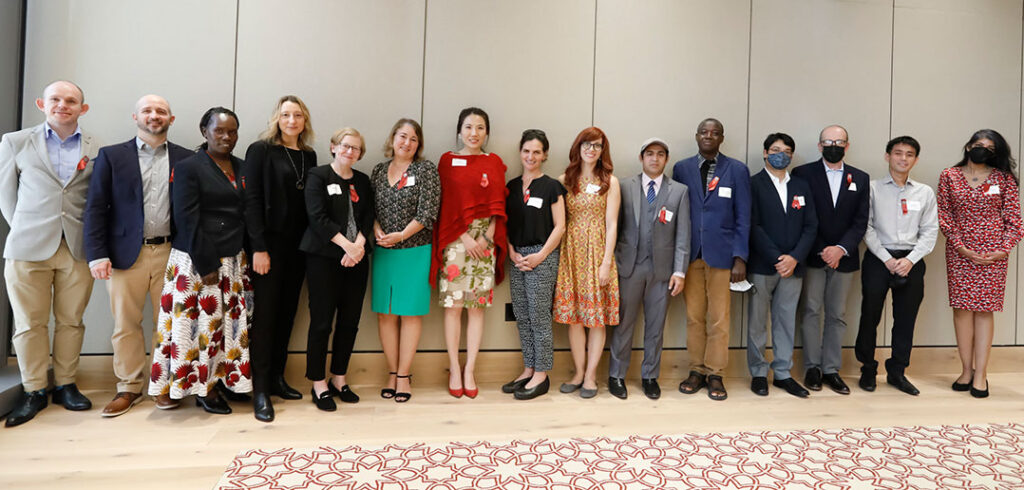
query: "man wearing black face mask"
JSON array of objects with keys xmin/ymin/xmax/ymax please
[
  {"xmin": 746, "ymin": 133, "xmax": 817, "ymax": 398},
  {"xmin": 791, "ymin": 125, "xmax": 870, "ymax": 395}
]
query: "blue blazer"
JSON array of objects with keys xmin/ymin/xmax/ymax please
[
  {"xmin": 790, "ymin": 159, "xmax": 870, "ymax": 272},
  {"xmin": 671, "ymin": 153, "xmax": 751, "ymax": 270},
  {"xmin": 748, "ymin": 169, "xmax": 818, "ymax": 277},
  {"xmin": 84, "ymin": 138, "xmax": 193, "ymax": 269}
]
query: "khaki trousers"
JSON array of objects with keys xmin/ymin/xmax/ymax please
[
  {"xmin": 108, "ymin": 243, "xmax": 171, "ymax": 393},
  {"xmin": 5, "ymin": 239, "xmax": 94, "ymax": 391},
  {"xmin": 683, "ymin": 259, "xmax": 731, "ymax": 375}
]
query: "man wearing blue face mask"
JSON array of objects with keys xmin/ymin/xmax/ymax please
[{"xmin": 746, "ymin": 133, "xmax": 818, "ymax": 398}]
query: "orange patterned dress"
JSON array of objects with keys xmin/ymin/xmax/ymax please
[{"xmin": 553, "ymin": 176, "xmax": 620, "ymax": 328}]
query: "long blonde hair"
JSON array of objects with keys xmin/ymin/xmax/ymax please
[{"xmin": 258, "ymin": 95, "xmax": 315, "ymax": 151}]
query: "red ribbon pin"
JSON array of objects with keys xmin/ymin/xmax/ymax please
[
  {"xmin": 847, "ymin": 174, "xmax": 852, "ymax": 184},
  {"xmin": 901, "ymin": 198, "xmax": 908, "ymax": 215},
  {"xmin": 708, "ymin": 176, "xmax": 720, "ymax": 192},
  {"xmin": 76, "ymin": 156, "xmax": 89, "ymax": 171},
  {"xmin": 658, "ymin": 207, "xmax": 668, "ymax": 224},
  {"xmin": 349, "ymin": 186, "xmax": 359, "ymax": 202},
  {"xmin": 169, "ymin": 168, "xmax": 174, "ymax": 183},
  {"xmin": 982, "ymin": 183, "xmax": 991, "ymax": 194},
  {"xmin": 523, "ymin": 188, "xmax": 530, "ymax": 204},
  {"xmin": 792, "ymin": 196, "xmax": 802, "ymax": 210},
  {"xmin": 480, "ymin": 173, "xmax": 489, "ymax": 188},
  {"xmin": 396, "ymin": 172, "xmax": 408, "ymax": 190}
]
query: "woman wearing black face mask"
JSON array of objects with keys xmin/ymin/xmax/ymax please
[{"xmin": 937, "ymin": 129, "xmax": 1023, "ymax": 399}]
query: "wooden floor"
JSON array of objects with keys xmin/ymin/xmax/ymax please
[{"xmin": 1, "ymin": 348, "xmax": 1023, "ymax": 489}]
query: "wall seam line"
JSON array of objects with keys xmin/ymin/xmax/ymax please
[
  {"xmin": 231, "ymin": 0, "xmax": 240, "ymax": 110},
  {"xmin": 591, "ymin": 0, "xmax": 598, "ymax": 126},
  {"xmin": 420, "ymin": 0, "xmax": 428, "ymax": 122}
]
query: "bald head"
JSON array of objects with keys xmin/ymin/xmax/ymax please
[
  {"xmin": 133, "ymin": 94, "xmax": 174, "ymax": 141},
  {"xmin": 818, "ymin": 124, "xmax": 848, "ymax": 142},
  {"xmin": 36, "ymin": 80, "xmax": 88, "ymax": 134},
  {"xmin": 43, "ymin": 80, "xmax": 85, "ymax": 102}
]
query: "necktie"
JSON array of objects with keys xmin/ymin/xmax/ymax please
[
  {"xmin": 700, "ymin": 159, "xmax": 714, "ymax": 191},
  {"xmin": 647, "ymin": 180, "xmax": 656, "ymax": 204}
]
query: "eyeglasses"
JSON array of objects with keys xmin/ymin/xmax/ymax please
[
  {"xmin": 337, "ymin": 143, "xmax": 361, "ymax": 153},
  {"xmin": 768, "ymin": 146, "xmax": 793, "ymax": 156},
  {"xmin": 820, "ymin": 139, "xmax": 847, "ymax": 147},
  {"xmin": 581, "ymin": 142, "xmax": 603, "ymax": 151}
]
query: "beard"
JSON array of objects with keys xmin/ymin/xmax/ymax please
[{"xmin": 138, "ymin": 120, "xmax": 169, "ymax": 136}]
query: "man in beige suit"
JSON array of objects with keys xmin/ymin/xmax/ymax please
[{"xmin": 0, "ymin": 80, "xmax": 99, "ymax": 427}]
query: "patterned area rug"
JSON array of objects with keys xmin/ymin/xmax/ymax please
[{"xmin": 217, "ymin": 423, "xmax": 1024, "ymax": 489}]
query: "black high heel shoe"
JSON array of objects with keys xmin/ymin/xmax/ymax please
[
  {"xmin": 329, "ymin": 383, "xmax": 360, "ymax": 403},
  {"xmin": 970, "ymin": 381, "xmax": 989, "ymax": 398},
  {"xmin": 395, "ymin": 374, "xmax": 412, "ymax": 403},
  {"xmin": 196, "ymin": 392, "xmax": 231, "ymax": 415},
  {"xmin": 311, "ymin": 387, "xmax": 337, "ymax": 412},
  {"xmin": 380, "ymin": 372, "xmax": 397, "ymax": 399},
  {"xmin": 219, "ymin": 380, "xmax": 251, "ymax": 402},
  {"xmin": 271, "ymin": 375, "xmax": 302, "ymax": 400}
]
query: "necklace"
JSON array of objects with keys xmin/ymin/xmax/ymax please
[
  {"xmin": 284, "ymin": 147, "xmax": 306, "ymax": 190},
  {"xmin": 966, "ymin": 166, "xmax": 989, "ymax": 183}
]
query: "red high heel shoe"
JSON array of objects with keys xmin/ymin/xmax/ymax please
[
  {"xmin": 464, "ymin": 386, "xmax": 478, "ymax": 399},
  {"xmin": 449, "ymin": 371, "xmax": 463, "ymax": 398}
]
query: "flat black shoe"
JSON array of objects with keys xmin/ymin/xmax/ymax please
[
  {"xmin": 970, "ymin": 381, "xmax": 989, "ymax": 399},
  {"xmin": 52, "ymin": 383, "xmax": 91, "ymax": 411},
  {"xmin": 5, "ymin": 389, "xmax": 48, "ymax": 427},
  {"xmin": 514, "ymin": 377, "xmax": 550, "ymax": 400},
  {"xmin": 750, "ymin": 377, "xmax": 769, "ymax": 396},
  {"xmin": 952, "ymin": 377, "xmax": 973, "ymax": 392},
  {"xmin": 641, "ymin": 378, "xmax": 661, "ymax": 400},
  {"xmin": 253, "ymin": 392, "xmax": 274, "ymax": 422},
  {"xmin": 706, "ymin": 375, "xmax": 727, "ymax": 401},
  {"xmin": 804, "ymin": 367, "xmax": 822, "ymax": 391},
  {"xmin": 822, "ymin": 373, "xmax": 850, "ymax": 395},
  {"xmin": 219, "ymin": 380, "xmax": 251, "ymax": 402},
  {"xmin": 608, "ymin": 377, "xmax": 627, "ymax": 399},
  {"xmin": 502, "ymin": 378, "xmax": 530, "ymax": 394},
  {"xmin": 773, "ymin": 377, "xmax": 810, "ymax": 398},
  {"xmin": 886, "ymin": 374, "xmax": 920, "ymax": 396},
  {"xmin": 859, "ymin": 372, "xmax": 877, "ymax": 392},
  {"xmin": 271, "ymin": 375, "xmax": 302, "ymax": 400},
  {"xmin": 196, "ymin": 393, "xmax": 232, "ymax": 415},
  {"xmin": 311, "ymin": 387, "xmax": 337, "ymax": 412},
  {"xmin": 329, "ymin": 383, "xmax": 360, "ymax": 403}
]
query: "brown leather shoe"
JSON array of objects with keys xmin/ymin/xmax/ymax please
[
  {"xmin": 102, "ymin": 392, "xmax": 142, "ymax": 418},
  {"xmin": 154, "ymin": 393, "xmax": 180, "ymax": 410}
]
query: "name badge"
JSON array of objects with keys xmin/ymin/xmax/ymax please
[
  {"xmin": 405, "ymin": 174, "xmax": 417, "ymax": 187},
  {"xmin": 527, "ymin": 197, "xmax": 543, "ymax": 208},
  {"xmin": 796, "ymin": 195, "xmax": 805, "ymax": 206},
  {"xmin": 848, "ymin": 182, "xmax": 857, "ymax": 192},
  {"xmin": 906, "ymin": 200, "xmax": 922, "ymax": 211},
  {"xmin": 659, "ymin": 207, "xmax": 673, "ymax": 223},
  {"xmin": 451, "ymin": 158, "xmax": 467, "ymax": 167},
  {"xmin": 327, "ymin": 183, "xmax": 342, "ymax": 195},
  {"xmin": 719, "ymin": 186, "xmax": 732, "ymax": 198},
  {"xmin": 985, "ymin": 184, "xmax": 1000, "ymax": 195},
  {"xmin": 585, "ymin": 183, "xmax": 601, "ymax": 194}
]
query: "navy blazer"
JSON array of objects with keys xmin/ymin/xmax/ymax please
[
  {"xmin": 670, "ymin": 153, "xmax": 751, "ymax": 269},
  {"xmin": 748, "ymin": 169, "xmax": 818, "ymax": 277},
  {"xmin": 83, "ymin": 138, "xmax": 193, "ymax": 269},
  {"xmin": 171, "ymin": 151, "xmax": 247, "ymax": 276},
  {"xmin": 790, "ymin": 159, "xmax": 870, "ymax": 272}
]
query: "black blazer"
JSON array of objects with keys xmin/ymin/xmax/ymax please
[
  {"xmin": 748, "ymin": 169, "xmax": 818, "ymax": 277},
  {"xmin": 172, "ymin": 151, "xmax": 246, "ymax": 276},
  {"xmin": 299, "ymin": 165, "xmax": 375, "ymax": 259},
  {"xmin": 242, "ymin": 140, "xmax": 316, "ymax": 252},
  {"xmin": 791, "ymin": 159, "xmax": 870, "ymax": 272}
]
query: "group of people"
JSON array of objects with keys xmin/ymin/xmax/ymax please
[{"xmin": 1, "ymin": 80, "xmax": 1019, "ymax": 428}]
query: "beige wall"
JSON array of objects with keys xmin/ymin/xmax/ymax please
[{"xmin": 17, "ymin": 0, "xmax": 1024, "ymax": 355}]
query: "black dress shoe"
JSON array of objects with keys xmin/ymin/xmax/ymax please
[
  {"xmin": 514, "ymin": 377, "xmax": 550, "ymax": 400},
  {"xmin": 501, "ymin": 378, "xmax": 530, "ymax": 394},
  {"xmin": 52, "ymin": 383, "xmax": 91, "ymax": 411},
  {"xmin": 952, "ymin": 377, "xmax": 973, "ymax": 392},
  {"xmin": 750, "ymin": 377, "xmax": 769, "ymax": 396},
  {"xmin": 253, "ymin": 392, "xmax": 274, "ymax": 422},
  {"xmin": 271, "ymin": 375, "xmax": 302, "ymax": 400},
  {"xmin": 970, "ymin": 381, "xmax": 989, "ymax": 399},
  {"xmin": 329, "ymin": 383, "xmax": 360, "ymax": 403},
  {"xmin": 311, "ymin": 388, "xmax": 337, "ymax": 412},
  {"xmin": 219, "ymin": 380, "xmax": 252, "ymax": 402},
  {"xmin": 886, "ymin": 374, "xmax": 919, "ymax": 396},
  {"xmin": 804, "ymin": 367, "xmax": 822, "ymax": 391},
  {"xmin": 5, "ymin": 389, "xmax": 48, "ymax": 427},
  {"xmin": 773, "ymin": 377, "xmax": 810, "ymax": 398},
  {"xmin": 822, "ymin": 373, "xmax": 850, "ymax": 395},
  {"xmin": 608, "ymin": 377, "xmax": 627, "ymax": 399},
  {"xmin": 196, "ymin": 392, "xmax": 232, "ymax": 415},
  {"xmin": 641, "ymin": 378, "xmax": 661, "ymax": 400},
  {"xmin": 859, "ymin": 372, "xmax": 877, "ymax": 392}
]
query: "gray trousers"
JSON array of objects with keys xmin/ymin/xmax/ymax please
[
  {"xmin": 508, "ymin": 245, "xmax": 558, "ymax": 371},
  {"xmin": 608, "ymin": 259, "xmax": 669, "ymax": 379},
  {"xmin": 746, "ymin": 273, "xmax": 803, "ymax": 380},
  {"xmin": 799, "ymin": 267, "xmax": 854, "ymax": 374}
]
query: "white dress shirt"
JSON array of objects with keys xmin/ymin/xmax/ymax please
[{"xmin": 864, "ymin": 173, "xmax": 938, "ymax": 264}]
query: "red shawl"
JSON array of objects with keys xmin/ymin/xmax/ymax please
[{"xmin": 430, "ymin": 151, "xmax": 508, "ymax": 287}]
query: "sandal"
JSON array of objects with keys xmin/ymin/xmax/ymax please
[
  {"xmin": 706, "ymin": 375, "xmax": 728, "ymax": 401},
  {"xmin": 395, "ymin": 374, "xmax": 412, "ymax": 403},
  {"xmin": 380, "ymin": 372, "xmax": 397, "ymax": 399},
  {"xmin": 678, "ymin": 371, "xmax": 706, "ymax": 394}
]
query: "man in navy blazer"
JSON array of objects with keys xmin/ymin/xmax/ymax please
[
  {"xmin": 790, "ymin": 125, "xmax": 870, "ymax": 395},
  {"xmin": 670, "ymin": 118, "xmax": 751, "ymax": 401},
  {"xmin": 746, "ymin": 133, "xmax": 817, "ymax": 399},
  {"xmin": 83, "ymin": 95, "xmax": 193, "ymax": 417}
]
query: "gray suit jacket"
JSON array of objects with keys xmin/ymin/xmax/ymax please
[
  {"xmin": 0, "ymin": 123, "xmax": 98, "ymax": 261},
  {"xmin": 615, "ymin": 173, "xmax": 690, "ymax": 281}
]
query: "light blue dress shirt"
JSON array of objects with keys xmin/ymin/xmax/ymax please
[{"xmin": 43, "ymin": 122, "xmax": 82, "ymax": 185}]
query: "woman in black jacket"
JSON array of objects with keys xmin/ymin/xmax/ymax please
[{"xmin": 300, "ymin": 128, "xmax": 374, "ymax": 411}]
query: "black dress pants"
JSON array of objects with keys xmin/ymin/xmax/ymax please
[
  {"xmin": 304, "ymin": 254, "xmax": 369, "ymax": 380},
  {"xmin": 855, "ymin": 250, "xmax": 926, "ymax": 376},
  {"xmin": 250, "ymin": 232, "xmax": 306, "ymax": 392}
]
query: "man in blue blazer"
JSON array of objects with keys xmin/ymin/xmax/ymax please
[
  {"xmin": 83, "ymin": 95, "xmax": 193, "ymax": 417},
  {"xmin": 746, "ymin": 133, "xmax": 817, "ymax": 399},
  {"xmin": 791, "ymin": 125, "xmax": 870, "ymax": 395},
  {"xmin": 670, "ymin": 118, "xmax": 751, "ymax": 401}
]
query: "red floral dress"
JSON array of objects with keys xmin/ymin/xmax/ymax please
[{"xmin": 937, "ymin": 167, "xmax": 1023, "ymax": 311}]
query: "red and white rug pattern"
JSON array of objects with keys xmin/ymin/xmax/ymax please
[{"xmin": 217, "ymin": 423, "xmax": 1024, "ymax": 489}]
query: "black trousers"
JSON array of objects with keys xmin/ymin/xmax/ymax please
[
  {"xmin": 250, "ymin": 232, "xmax": 306, "ymax": 392},
  {"xmin": 854, "ymin": 250, "xmax": 926, "ymax": 376},
  {"xmin": 304, "ymin": 253, "xmax": 369, "ymax": 380}
]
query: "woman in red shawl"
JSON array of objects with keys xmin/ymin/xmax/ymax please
[{"xmin": 431, "ymin": 107, "xmax": 507, "ymax": 399}]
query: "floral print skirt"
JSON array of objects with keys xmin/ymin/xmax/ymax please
[
  {"xmin": 148, "ymin": 248, "xmax": 254, "ymax": 399},
  {"xmin": 438, "ymin": 218, "xmax": 495, "ymax": 308}
]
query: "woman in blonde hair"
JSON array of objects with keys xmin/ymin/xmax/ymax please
[{"xmin": 242, "ymin": 95, "xmax": 316, "ymax": 421}]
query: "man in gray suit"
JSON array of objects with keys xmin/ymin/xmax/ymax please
[
  {"xmin": 0, "ymin": 81, "xmax": 99, "ymax": 427},
  {"xmin": 608, "ymin": 137, "xmax": 690, "ymax": 400}
]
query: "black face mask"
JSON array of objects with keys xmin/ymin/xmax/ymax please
[
  {"xmin": 968, "ymin": 147, "xmax": 995, "ymax": 164},
  {"xmin": 821, "ymin": 145, "xmax": 845, "ymax": 164}
]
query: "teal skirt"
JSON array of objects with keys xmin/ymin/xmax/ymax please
[{"xmin": 372, "ymin": 244, "xmax": 432, "ymax": 316}]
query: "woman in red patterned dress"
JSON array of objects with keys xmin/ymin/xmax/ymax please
[{"xmin": 937, "ymin": 129, "xmax": 1023, "ymax": 398}]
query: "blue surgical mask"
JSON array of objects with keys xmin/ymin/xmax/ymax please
[{"xmin": 766, "ymin": 152, "xmax": 791, "ymax": 170}]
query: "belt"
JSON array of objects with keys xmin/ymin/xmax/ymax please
[
  {"xmin": 886, "ymin": 249, "xmax": 911, "ymax": 259},
  {"xmin": 143, "ymin": 236, "xmax": 170, "ymax": 245}
]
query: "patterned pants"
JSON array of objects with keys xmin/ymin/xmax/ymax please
[{"xmin": 508, "ymin": 245, "xmax": 559, "ymax": 371}]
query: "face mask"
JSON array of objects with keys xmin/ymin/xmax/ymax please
[
  {"xmin": 821, "ymin": 145, "xmax": 845, "ymax": 164},
  {"xmin": 968, "ymin": 146, "xmax": 994, "ymax": 164},
  {"xmin": 765, "ymin": 152, "xmax": 791, "ymax": 170}
]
